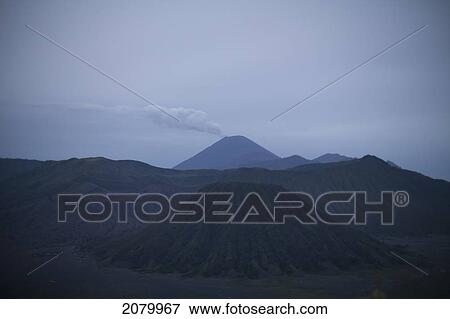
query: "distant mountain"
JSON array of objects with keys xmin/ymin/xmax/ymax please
[
  {"xmin": 243, "ymin": 155, "xmax": 313, "ymax": 170},
  {"xmin": 244, "ymin": 153, "xmax": 355, "ymax": 170},
  {"xmin": 313, "ymin": 153, "xmax": 354, "ymax": 163},
  {"xmin": 174, "ymin": 135, "xmax": 280, "ymax": 170},
  {"xmin": 174, "ymin": 136, "xmax": 357, "ymax": 170}
]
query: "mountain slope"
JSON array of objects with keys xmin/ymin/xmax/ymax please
[
  {"xmin": 0, "ymin": 158, "xmax": 43, "ymax": 182},
  {"xmin": 174, "ymin": 136, "xmax": 279, "ymax": 170},
  {"xmin": 95, "ymin": 182, "xmax": 397, "ymax": 278}
]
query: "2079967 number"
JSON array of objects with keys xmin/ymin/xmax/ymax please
[{"xmin": 122, "ymin": 302, "xmax": 180, "ymax": 315}]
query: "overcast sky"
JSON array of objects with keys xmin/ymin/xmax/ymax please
[{"xmin": 0, "ymin": 0, "xmax": 449, "ymax": 180}]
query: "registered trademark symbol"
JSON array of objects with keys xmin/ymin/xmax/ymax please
[{"xmin": 394, "ymin": 191, "xmax": 409, "ymax": 207}]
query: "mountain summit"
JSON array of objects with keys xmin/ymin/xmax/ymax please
[{"xmin": 174, "ymin": 135, "xmax": 280, "ymax": 170}]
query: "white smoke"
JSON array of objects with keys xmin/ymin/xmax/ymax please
[
  {"xmin": 143, "ymin": 104, "xmax": 223, "ymax": 136},
  {"xmin": 57, "ymin": 103, "xmax": 223, "ymax": 136}
]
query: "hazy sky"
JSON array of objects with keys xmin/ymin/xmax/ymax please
[{"xmin": 0, "ymin": 0, "xmax": 449, "ymax": 180}]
